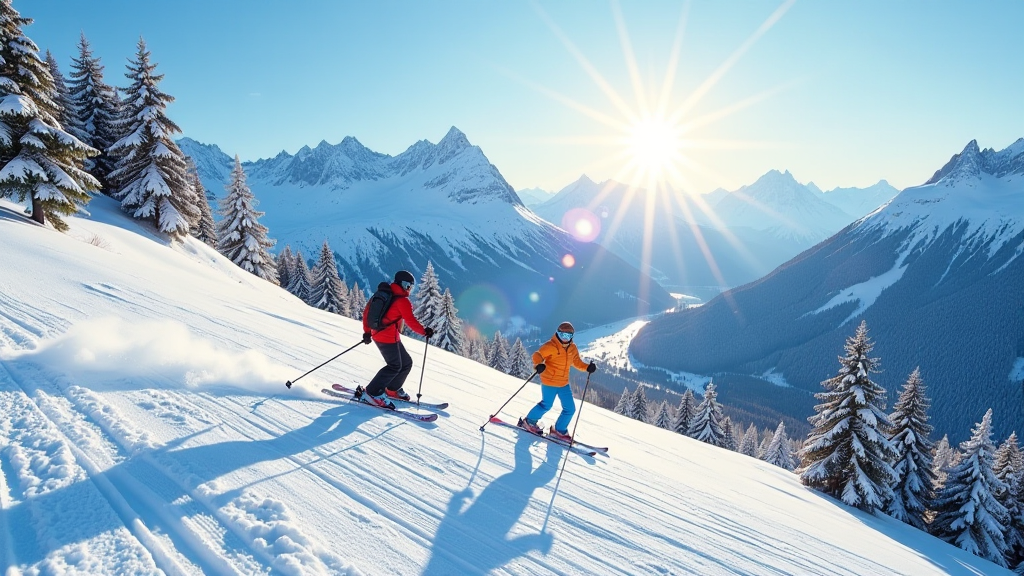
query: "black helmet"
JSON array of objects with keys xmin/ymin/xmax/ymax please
[{"xmin": 395, "ymin": 270, "xmax": 415, "ymax": 288}]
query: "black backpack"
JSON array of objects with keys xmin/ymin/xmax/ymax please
[{"xmin": 366, "ymin": 281, "xmax": 397, "ymax": 331}]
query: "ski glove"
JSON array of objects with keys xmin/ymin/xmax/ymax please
[
  {"xmin": 362, "ymin": 332, "xmax": 372, "ymax": 345},
  {"xmin": 424, "ymin": 327, "xmax": 435, "ymax": 338},
  {"xmin": 587, "ymin": 361, "xmax": 597, "ymax": 373},
  {"xmin": 535, "ymin": 363, "xmax": 546, "ymax": 374}
]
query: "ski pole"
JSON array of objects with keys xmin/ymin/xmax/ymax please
[
  {"xmin": 415, "ymin": 334, "xmax": 430, "ymax": 405},
  {"xmin": 479, "ymin": 369, "xmax": 539, "ymax": 431},
  {"xmin": 284, "ymin": 339, "xmax": 362, "ymax": 389}
]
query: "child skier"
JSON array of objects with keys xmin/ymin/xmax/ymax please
[
  {"xmin": 519, "ymin": 321, "xmax": 597, "ymax": 441},
  {"xmin": 360, "ymin": 270, "xmax": 434, "ymax": 408}
]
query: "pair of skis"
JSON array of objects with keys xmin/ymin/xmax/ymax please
[
  {"xmin": 320, "ymin": 384, "xmax": 446, "ymax": 423},
  {"xmin": 486, "ymin": 416, "xmax": 608, "ymax": 457}
]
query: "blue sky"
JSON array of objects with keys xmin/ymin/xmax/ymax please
[{"xmin": 31, "ymin": 1, "xmax": 1024, "ymax": 193}]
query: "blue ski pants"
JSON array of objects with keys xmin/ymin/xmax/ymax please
[{"xmin": 526, "ymin": 384, "xmax": 575, "ymax": 433}]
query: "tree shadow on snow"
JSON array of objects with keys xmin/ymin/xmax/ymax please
[
  {"xmin": 3, "ymin": 404, "xmax": 372, "ymax": 570},
  {"xmin": 422, "ymin": 435, "xmax": 558, "ymax": 575}
]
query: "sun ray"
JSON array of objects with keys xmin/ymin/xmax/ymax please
[
  {"xmin": 681, "ymin": 80, "xmax": 800, "ymax": 133},
  {"xmin": 655, "ymin": 1, "xmax": 692, "ymax": 117},
  {"xmin": 667, "ymin": 0, "xmax": 796, "ymax": 125},
  {"xmin": 610, "ymin": 0, "xmax": 651, "ymax": 116},
  {"xmin": 531, "ymin": 1, "xmax": 640, "ymax": 124},
  {"xmin": 493, "ymin": 65, "xmax": 629, "ymax": 131}
]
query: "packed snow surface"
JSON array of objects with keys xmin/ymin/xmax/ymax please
[{"xmin": 0, "ymin": 196, "xmax": 1011, "ymax": 574}]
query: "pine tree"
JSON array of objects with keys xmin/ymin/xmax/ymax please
[
  {"xmin": 466, "ymin": 330, "xmax": 489, "ymax": 364},
  {"xmin": 348, "ymin": 282, "xmax": 367, "ymax": 321},
  {"xmin": 435, "ymin": 289, "xmax": 464, "ymax": 354},
  {"xmin": 309, "ymin": 241, "xmax": 344, "ymax": 313},
  {"xmin": 44, "ymin": 50, "xmax": 74, "ymax": 130},
  {"xmin": 672, "ymin": 389, "xmax": 696, "ymax": 436},
  {"xmin": 797, "ymin": 321, "xmax": 897, "ymax": 514},
  {"xmin": 688, "ymin": 383, "xmax": 725, "ymax": 447},
  {"xmin": 993, "ymin": 432, "xmax": 1024, "ymax": 569},
  {"xmin": 613, "ymin": 387, "xmax": 631, "ymax": 416},
  {"xmin": 67, "ymin": 33, "xmax": 119, "ymax": 191},
  {"xmin": 414, "ymin": 261, "xmax": 444, "ymax": 331},
  {"xmin": 185, "ymin": 159, "xmax": 216, "ymax": 246},
  {"xmin": 628, "ymin": 385, "xmax": 650, "ymax": 423},
  {"xmin": 933, "ymin": 434, "xmax": 961, "ymax": 493},
  {"xmin": 931, "ymin": 410, "xmax": 1009, "ymax": 567},
  {"xmin": 276, "ymin": 245, "xmax": 294, "ymax": 292},
  {"xmin": 488, "ymin": 332, "xmax": 510, "ymax": 374},
  {"xmin": 653, "ymin": 401, "xmax": 673, "ymax": 430},
  {"xmin": 763, "ymin": 421, "xmax": 795, "ymax": 470},
  {"xmin": 508, "ymin": 337, "xmax": 532, "ymax": 378},
  {"xmin": 758, "ymin": 429, "xmax": 774, "ymax": 459},
  {"xmin": 216, "ymin": 157, "xmax": 276, "ymax": 281},
  {"xmin": 0, "ymin": 3, "xmax": 98, "ymax": 231},
  {"xmin": 287, "ymin": 251, "xmax": 313, "ymax": 303},
  {"xmin": 108, "ymin": 38, "xmax": 198, "ymax": 238},
  {"xmin": 886, "ymin": 368, "xmax": 937, "ymax": 530},
  {"xmin": 738, "ymin": 423, "xmax": 759, "ymax": 457},
  {"xmin": 722, "ymin": 417, "xmax": 739, "ymax": 451}
]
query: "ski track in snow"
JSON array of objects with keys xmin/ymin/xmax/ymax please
[{"xmin": 0, "ymin": 196, "xmax": 1013, "ymax": 575}]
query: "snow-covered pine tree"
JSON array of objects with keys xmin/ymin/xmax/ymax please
[
  {"xmin": 993, "ymin": 432, "xmax": 1024, "ymax": 569},
  {"xmin": 108, "ymin": 38, "xmax": 199, "ymax": 238},
  {"xmin": 653, "ymin": 401, "xmax": 673, "ymax": 430},
  {"xmin": 931, "ymin": 409, "xmax": 1009, "ymax": 567},
  {"xmin": 67, "ymin": 33, "xmax": 119, "ymax": 191},
  {"xmin": 0, "ymin": 3, "xmax": 98, "ymax": 231},
  {"xmin": 435, "ymin": 289, "xmax": 464, "ymax": 354},
  {"xmin": 613, "ymin": 387, "xmax": 631, "ymax": 416},
  {"xmin": 763, "ymin": 421, "xmax": 795, "ymax": 470},
  {"xmin": 628, "ymin": 385, "xmax": 650, "ymax": 423},
  {"xmin": 309, "ymin": 241, "xmax": 344, "ymax": 313},
  {"xmin": 216, "ymin": 156, "xmax": 276, "ymax": 282},
  {"xmin": 508, "ymin": 337, "xmax": 532, "ymax": 378},
  {"xmin": 276, "ymin": 245, "xmax": 294, "ymax": 292},
  {"xmin": 465, "ymin": 329, "xmax": 489, "ymax": 364},
  {"xmin": 488, "ymin": 332, "xmax": 510, "ymax": 374},
  {"xmin": 886, "ymin": 367, "xmax": 937, "ymax": 530},
  {"xmin": 722, "ymin": 417, "xmax": 739, "ymax": 451},
  {"xmin": 44, "ymin": 50, "xmax": 74, "ymax": 130},
  {"xmin": 672, "ymin": 389, "xmax": 696, "ymax": 435},
  {"xmin": 688, "ymin": 383, "xmax": 726, "ymax": 447},
  {"xmin": 758, "ymin": 429, "xmax": 774, "ymax": 459},
  {"xmin": 414, "ymin": 261, "xmax": 444, "ymax": 332},
  {"xmin": 185, "ymin": 159, "xmax": 216, "ymax": 246},
  {"xmin": 933, "ymin": 434, "xmax": 960, "ymax": 493},
  {"xmin": 287, "ymin": 251, "xmax": 313, "ymax": 302},
  {"xmin": 348, "ymin": 282, "xmax": 367, "ymax": 321},
  {"xmin": 738, "ymin": 423, "xmax": 759, "ymax": 457},
  {"xmin": 797, "ymin": 320, "xmax": 897, "ymax": 514}
]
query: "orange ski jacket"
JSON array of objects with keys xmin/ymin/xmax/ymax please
[{"xmin": 532, "ymin": 335, "xmax": 589, "ymax": 387}]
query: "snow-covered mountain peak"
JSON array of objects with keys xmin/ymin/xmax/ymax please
[
  {"xmin": 861, "ymin": 138, "xmax": 1024, "ymax": 258},
  {"xmin": 926, "ymin": 137, "xmax": 1024, "ymax": 185}
]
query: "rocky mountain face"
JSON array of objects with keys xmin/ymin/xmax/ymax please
[{"xmin": 631, "ymin": 138, "xmax": 1024, "ymax": 442}]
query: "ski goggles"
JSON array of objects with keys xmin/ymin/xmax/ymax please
[
  {"xmin": 400, "ymin": 280, "xmax": 414, "ymax": 292},
  {"xmin": 557, "ymin": 330, "xmax": 574, "ymax": 341}
]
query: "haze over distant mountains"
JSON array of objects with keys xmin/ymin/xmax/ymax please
[
  {"xmin": 631, "ymin": 138, "xmax": 1024, "ymax": 442},
  {"xmin": 529, "ymin": 170, "xmax": 898, "ymax": 295},
  {"xmin": 179, "ymin": 129, "xmax": 675, "ymax": 334}
]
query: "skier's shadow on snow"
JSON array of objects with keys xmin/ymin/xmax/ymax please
[
  {"xmin": 422, "ymin": 435, "xmax": 558, "ymax": 576},
  {"xmin": 3, "ymin": 403, "xmax": 371, "ymax": 569}
]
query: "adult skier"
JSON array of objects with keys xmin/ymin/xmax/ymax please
[
  {"xmin": 519, "ymin": 321, "xmax": 596, "ymax": 442},
  {"xmin": 361, "ymin": 270, "xmax": 434, "ymax": 408}
]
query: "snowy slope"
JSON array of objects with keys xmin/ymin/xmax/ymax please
[
  {"xmin": 820, "ymin": 180, "xmax": 900, "ymax": 219},
  {"xmin": 178, "ymin": 131, "xmax": 675, "ymax": 332},
  {"xmin": 0, "ymin": 198, "xmax": 1012, "ymax": 574}
]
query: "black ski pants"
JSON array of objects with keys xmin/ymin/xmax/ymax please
[{"xmin": 366, "ymin": 340, "xmax": 413, "ymax": 397}]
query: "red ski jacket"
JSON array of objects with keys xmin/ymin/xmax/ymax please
[{"xmin": 362, "ymin": 282, "xmax": 427, "ymax": 343}]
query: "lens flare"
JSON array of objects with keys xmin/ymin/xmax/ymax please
[
  {"xmin": 561, "ymin": 254, "xmax": 576, "ymax": 268},
  {"xmin": 561, "ymin": 208, "xmax": 601, "ymax": 242}
]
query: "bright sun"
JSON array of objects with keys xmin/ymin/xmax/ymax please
[{"xmin": 626, "ymin": 117, "xmax": 682, "ymax": 180}]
